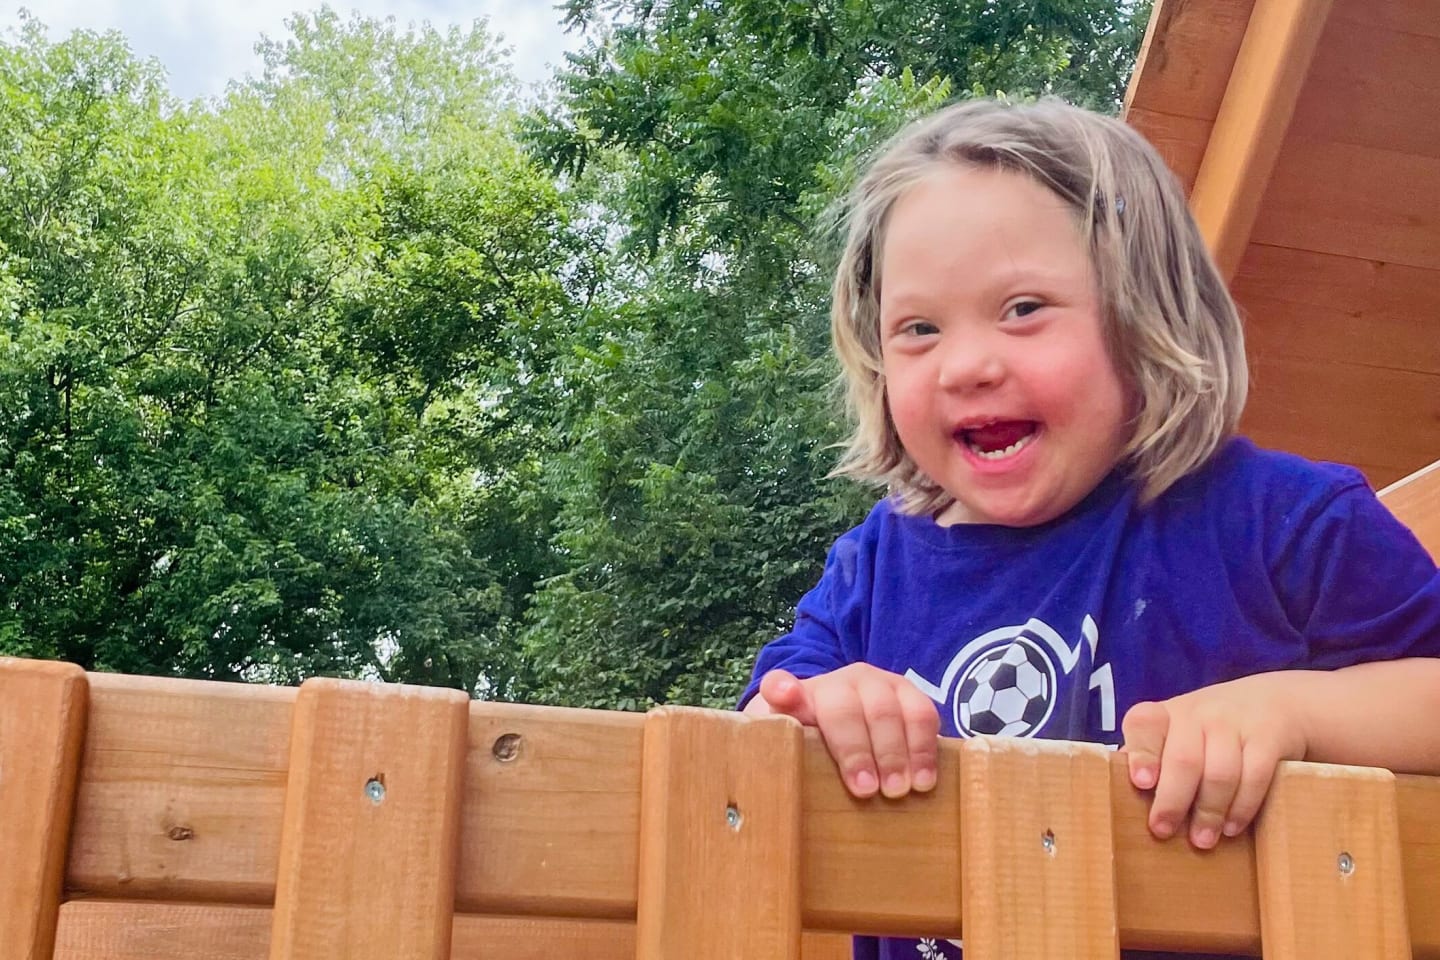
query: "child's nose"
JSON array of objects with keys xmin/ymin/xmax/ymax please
[{"xmin": 937, "ymin": 339, "xmax": 1006, "ymax": 392}]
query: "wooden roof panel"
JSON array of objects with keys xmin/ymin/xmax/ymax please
[
  {"xmin": 1289, "ymin": 18, "xmax": 1440, "ymax": 160},
  {"xmin": 1329, "ymin": 0, "xmax": 1440, "ymax": 39},
  {"xmin": 1241, "ymin": 355, "xmax": 1440, "ymax": 485},
  {"xmin": 1252, "ymin": 139, "xmax": 1440, "ymax": 273}
]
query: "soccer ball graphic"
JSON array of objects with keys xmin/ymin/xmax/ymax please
[{"xmin": 954, "ymin": 637, "xmax": 1056, "ymax": 738}]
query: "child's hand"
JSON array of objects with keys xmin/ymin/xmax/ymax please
[
  {"xmin": 1120, "ymin": 673, "xmax": 1309, "ymax": 849},
  {"xmin": 745, "ymin": 665, "xmax": 940, "ymax": 799}
]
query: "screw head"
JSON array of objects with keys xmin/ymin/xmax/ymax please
[
  {"xmin": 1338, "ymin": 852, "xmax": 1355, "ymax": 876},
  {"xmin": 364, "ymin": 777, "xmax": 386, "ymax": 804},
  {"xmin": 492, "ymin": 733, "xmax": 522, "ymax": 762},
  {"xmin": 725, "ymin": 804, "xmax": 743, "ymax": 831},
  {"xmin": 1041, "ymin": 829, "xmax": 1056, "ymax": 855}
]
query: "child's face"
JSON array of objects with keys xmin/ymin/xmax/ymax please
[{"xmin": 879, "ymin": 164, "xmax": 1130, "ymax": 527}]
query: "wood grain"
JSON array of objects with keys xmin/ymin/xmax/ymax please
[
  {"xmin": 1189, "ymin": 0, "xmax": 1336, "ymax": 279},
  {"xmin": 1241, "ymin": 353, "xmax": 1440, "ymax": 488},
  {"xmin": 1124, "ymin": 0, "xmax": 1254, "ymax": 121},
  {"xmin": 0, "ymin": 658, "xmax": 87, "ymax": 960},
  {"xmin": 960, "ymin": 738, "xmax": 1119, "ymax": 960},
  {"xmin": 1255, "ymin": 762, "xmax": 1410, "ymax": 959},
  {"xmin": 267, "ymin": 679, "xmax": 469, "ymax": 960},
  {"xmin": 635, "ymin": 708, "xmax": 803, "ymax": 960},
  {"xmin": 55, "ymin": 677, "xmax": 1440, "ymax": 953},
  {"xmin": 52, "ymin": 901, "xmax": 854, "ymax": 960}
]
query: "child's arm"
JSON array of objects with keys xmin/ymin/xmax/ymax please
[
  {"xmin": 1122, "ymin": 657, "xmax": 1440, "ymax": 849},
  {"xmin": 744, "ymin": 666, "xmax": 940, "ymax": 798}
]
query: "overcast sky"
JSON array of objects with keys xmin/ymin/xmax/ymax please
[{"xmin": 9, "ymin": 1, "xmax": 584, "ymax": 100}]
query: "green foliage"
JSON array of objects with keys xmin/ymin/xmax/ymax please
[{"xmin": 0, "ymin": 11, "xmax": 570, "ymax": 694}]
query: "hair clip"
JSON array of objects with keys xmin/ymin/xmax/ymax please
[{"xmin": 1115, "ymin": 195, "xmax": 1126, "ymax": 216}]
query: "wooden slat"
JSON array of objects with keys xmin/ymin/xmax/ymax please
[
  {"xmin": 1255, "ymin": 762, "xmax": 1410, "ymax": 959},
  {"xmin": 1242, "ymin": 355, "xmax": 1440, "ymax": 487},
  {"xmin": 1123, "ymin": 0, "xmax": 1254, "ymax": 121},
  {"xmin": 1234, "ymin": 244, "xmax": 1440, "ymax": 376},
  {"xmin": 52, "ymin": 901, "xmax": 853, "ymax": 960},
  {"xmin": 268, "ymin": 679, "xmax": 469, "ymax": 960},
  {"xmin": 1379, "ymin": 459, "xmax": 1440, "ymax": 563},
  {"xmin": 58, "ymin": 676, "xmax": 1440, "ymax": 954},
  {"xmin": 1241, "ymin": 354, "xmax": 1440, "ymax": 489},
  {"xmin": 1397, "ymin": 775, "xmax": 1440, "ymax": 954},
  {"xmin": 1289, "ymin": 16, "xmax": 1440, "ymax": 161},
  {"xmin": 635, "ymin": 708, "xmax": 802, "ymax": 960},
  {"xmin": 1189, "ymin": 0, "xmax": 1336, "ymax": 279},
  {"xmin": 67, "ymin": 673, "xmax": 295, "ymax": 904},
  {"xmin": 1253, "ymin": 138, "xmax": 1440, "ymax": 273},
  {"xmin": 1329, "ymin": 0, "xmax": 1440, "ymax": 40},
  {"xmin": 459, "ymin": 703, "xmax": 641, "ymax": 918},
  {"xmin": 0, "ymin": 658, "xmax": 88, "ymax": 960},
  {"xmin": 960, "ymin": 738, "xmax": 1118, "ymax": 959}
]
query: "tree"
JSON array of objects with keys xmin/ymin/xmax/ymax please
[{"xmin": 0, "ymin": 11, "xmax": 574, "ymax": 695}]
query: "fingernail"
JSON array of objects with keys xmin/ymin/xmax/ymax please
[
  {"xmin": 1223, "ymin": 820, "xmax": 1242, "ymax": 837},
  {"xmin": 883, "ymin": 772, "xmax": 907, "ymax": 797},
  {"xmin": 1134, "ymin": 766, "xmax": 1156, "ymax": 789},
  {"xmin": 913, "ymin": 767, "xmax": 936, "ymax": 791},
  {"xmin": 1152, "ymin": 818, "xmax": 1175, "ymax": 839},
  {"xmin": 1192, "ymin": 826, "xmax": 1218, "ymax": 849},
  {"xmin": 853, "ymin": 769, "xmax": 877, "ymax": 795}
]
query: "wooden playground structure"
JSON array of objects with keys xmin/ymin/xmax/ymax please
[{"xmin": 4, "ymin": 0, "xmax": 1440, "ymax": 957}]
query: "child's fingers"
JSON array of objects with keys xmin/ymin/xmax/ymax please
[
  {"xmin": 1222, "ymin": 739, "xmax": 1282, "ymax": 838},
  {"xmin": 899, "ymin": 684, "xmax": 941, "ymax": 792},
  {"xmin": 857, "ymin": 678, "xmax": 911, "ymax": 798},
  {"xmin": 1120, "ymin": 700, "xmax": 1169, "ymax": 791},
  {"xmin": 1187, "ymin": 727, "xmax": 1241, "ymax": 849},
  {"xmin": 1149, "ymin": 718, "xmax": 1205, "ymax": 840},
  {"xmin": 758, "ymin": 669, "xmax": 818, "ymax": 725},
  {"xmin": 811, "ymin": 684, "xmax": 881, "ymax": 798}
]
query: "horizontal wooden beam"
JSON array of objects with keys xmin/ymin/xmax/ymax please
[
  {"xmin": 51, "ymin": 902, "xmax": 854, "ymax": 960},
  {"xmin": 63, "ymin": 672, "xmax": 1440, "ymax": 955}
]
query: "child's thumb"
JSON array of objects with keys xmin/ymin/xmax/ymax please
[{"xmin": 759, "ymin": 669, "xmax": 817, "ymax": 725}]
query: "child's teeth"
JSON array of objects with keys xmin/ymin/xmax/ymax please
[{"xmin": 967, "ymin": 432, "xmax": 1035, "ymax": 459}]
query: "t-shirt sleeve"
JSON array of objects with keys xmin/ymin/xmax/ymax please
[
  {"xmin": 1271, "ymin": 479, "xmax": 1440, "ymax": 668},
  {"xmin": 739, "ymin": 523, "xmax": 873, "ymax": 708}
]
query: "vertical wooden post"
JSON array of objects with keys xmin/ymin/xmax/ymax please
[
  {"xmin": 960, "ymin": 738, "xmax": 1119, "ymax": 960},
  {"xmin": 1255, "ymin": 762, "xmax": 1410, "ymax": 959},
  {"xmin": 268, "ymin": 679, "xmax": 469, "ymax": 960},
  {"xmin": 636, "ymin": 708, "xmax": 803, "ymax": 960},
  {"xmin": 0, "ymin": 659, "xmax": 88, "ymax": 960}
]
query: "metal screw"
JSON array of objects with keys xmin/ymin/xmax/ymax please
[
  {"xmin": 492, "ymin": 733, "xmax": 522, "ymax": 762},
  {"xmin": 365, "ymin": 777, "xmax": 386, "ymax": 805},
  {"xmin": 1338, "ymin": 852, "xmax": 1355, "ymax": 876},
  {"xmin": 725, "ymin": 804, "xmax": 743, "ymax": 831},
  {"xmin": 1042, "ymin": 829, "xmax": 1056, "ymax": 855}
]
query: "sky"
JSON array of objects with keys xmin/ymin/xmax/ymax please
[{"xmin": 9, "ymin": 0, "xmax": 585, "ymax": 100}]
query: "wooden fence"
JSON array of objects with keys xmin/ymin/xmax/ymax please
[{"xmin": 3, "ymin": 458, "xmax": 1438, "ymax": 960}]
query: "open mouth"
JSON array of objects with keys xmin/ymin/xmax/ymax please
[{"xmin": 957, "ymin": 420, "xmax": 1039, "ymax": 460}]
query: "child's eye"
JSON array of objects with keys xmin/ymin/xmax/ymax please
[
  {"xmin": 1008, "ymin": 300, "xmax": 1044, "ymax": 320},
  {"xmin": 900, "ymin": 319, "xmax": 940, "ymax": 337}
]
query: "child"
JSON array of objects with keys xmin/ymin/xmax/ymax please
[{"xmin": 741, "ymin": 98, "xmax": 1440, "ymax": 960}]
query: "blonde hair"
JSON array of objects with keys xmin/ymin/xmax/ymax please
[{"xmin": 829, "ymin": 97, "xmax": 1247, "ymax": 515}]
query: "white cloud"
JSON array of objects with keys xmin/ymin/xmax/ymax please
[{"xmin": 8, "ymin": 0, "xmax": 584, "ymax": 100}]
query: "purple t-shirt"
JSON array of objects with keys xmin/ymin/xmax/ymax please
[{"xmin": 743, "ymin": 438, "xmax": 1440, "ymax": 960}]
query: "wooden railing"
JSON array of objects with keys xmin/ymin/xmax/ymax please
[{"xmin": 3, "ymin": 456, "xmax": 1437, "ymax": 960}]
